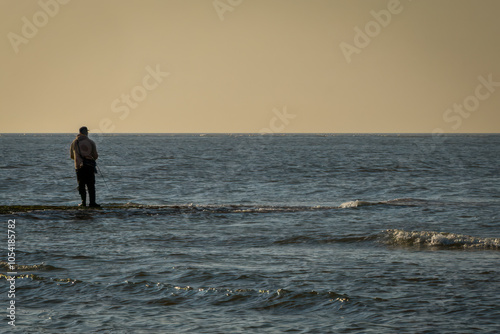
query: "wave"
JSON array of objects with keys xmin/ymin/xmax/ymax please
[
  {"xmin": 338, "ymin": 200, "xmax": 377, "ymax": 208},
  {"xmin": 0, "ymin": 261, "xmax": 61, "ymax": 272},
  {"xmin": 272, "ymin": 228, "xmax": 500, "ymax": 250},
  {"xmin": 0, "ymin": 273, "xmax": 80, "ymax": 285},
  {"xmin": 274, "ymin": 234, "xmax": 378, "ymax": 245},
  {"xmin": 1, "ymin": 273, "xmax": 351, "ymax": 312},
  {"xmin": 383, "ymin": 229, "xmax": 500, "ymax": 250},
  {"xmin": 338, "ymin": 198, "xmax": 434, "ymax": 208}
]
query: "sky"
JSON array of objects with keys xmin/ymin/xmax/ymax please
[{"xmin": 1, "ymin": 0, "xmax": 499, "ymax": 133}]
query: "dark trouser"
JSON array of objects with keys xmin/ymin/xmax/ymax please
[{"xmin": 76, "ymin": 165, "xmax": 96, "ymax": 205}]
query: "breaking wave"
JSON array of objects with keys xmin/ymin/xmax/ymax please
[
  {"xmin": 338, "ymin": 198, "xmax": 434, "ymax": 208},
  {"xmin": 383, "ymin": 229, "xmax": 500, "ymax": 250}
]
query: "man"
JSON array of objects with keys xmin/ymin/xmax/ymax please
[{"xmin": 70, "ymin": 126, "xmax": 100, "ymax": 207}]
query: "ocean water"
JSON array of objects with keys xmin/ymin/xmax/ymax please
[{"xmin": 1, "ymin": 133, "xmax": 499, "ymax": 333}]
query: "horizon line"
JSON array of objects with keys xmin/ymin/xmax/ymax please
[{"xmin": 1, "ymin": 132, "xmax": 499, "ymax": 135}]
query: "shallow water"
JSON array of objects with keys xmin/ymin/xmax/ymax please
[{"xmin": 1, "ymin": 134, "xmax": 499, "ymax": 333}]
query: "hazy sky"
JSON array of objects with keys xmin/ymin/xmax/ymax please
[{"xmin": 1, "ymin": 0, "xmax": 499, "ymax": 133}]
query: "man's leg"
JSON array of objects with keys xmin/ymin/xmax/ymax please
[
  {"xmin": 86, "ymin": 166, "xmax": 99, "ymax": 207},
  {"xmin": 76, "ymin": 168, "xmax": 86, "ymax": 206}
]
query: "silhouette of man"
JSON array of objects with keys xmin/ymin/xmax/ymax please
[{"xmin": 70, "ymin": 126, "xmax": 100, "ymax": 207}]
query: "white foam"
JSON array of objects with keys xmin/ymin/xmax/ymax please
[
  {"xmin": 384, "ymin": 229, "xmax": 500, "ymax": 249},
  {"xmin": 339, "ymin": 200, "xmax": 375, "ymax": 208}
]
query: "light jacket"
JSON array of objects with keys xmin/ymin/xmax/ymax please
[{"xmin": 70, "ymin": 134, "xmax": 98, "ymax": 169}]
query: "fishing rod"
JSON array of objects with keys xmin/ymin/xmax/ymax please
[{"xmin": 96, "ymin": 163, "xmax": 111, "ymax": 192}]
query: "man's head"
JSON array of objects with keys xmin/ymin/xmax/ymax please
[{"xmin": 79, "ymin": 126, "xmax": 89, "ymax": 135}]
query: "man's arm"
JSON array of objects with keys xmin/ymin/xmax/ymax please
[{"xmin": 91, "ymin": 141, "xmax": 98, "ymax": 160}]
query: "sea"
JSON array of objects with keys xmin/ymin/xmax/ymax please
[{"xmin": 1, "ymin": 133, "xmax": 499, "ymax": 333}]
